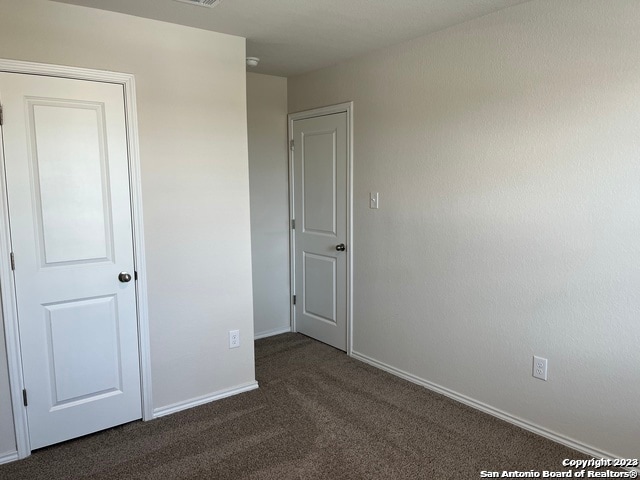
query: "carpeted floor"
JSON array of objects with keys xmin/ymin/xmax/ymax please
[{"xmin": 0, "ymin": 333, "xmax": 590, "ymax": 479}]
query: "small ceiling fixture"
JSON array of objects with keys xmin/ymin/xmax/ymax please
[
  {"xmin": 246, "ymin": 57, "xmax": 260, "ymax": 67},
  {"xmin": 173, "ymin": 0, "xmax": 221, "ymax": 8}
]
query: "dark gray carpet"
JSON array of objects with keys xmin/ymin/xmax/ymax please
[{"xmin": 0, "ymin": 333, "xmax": 590, "ymax": 479}]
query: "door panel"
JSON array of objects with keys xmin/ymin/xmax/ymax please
[
  {"xmin": 303, "ymin": 252, "xmax": 337, "ymax": 324},
  {"xmin": 303, "ymin": 130, "xmax": 336, "ymax": 235},
  {"xmin": 45, "ymin": 295, "xmax": 122, "ymax": 406},
  {"xmin": 0, "ymin": 72, "xmax": 141, "ymax": 449},
  {"xmin": 293, "ymin": 112, "xmax": 347, "ymax": 351},
  {"xmin": 29, "ymin": 100, "xmax": 113, "ymax": 265}
]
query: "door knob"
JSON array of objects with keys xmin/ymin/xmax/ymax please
[
  {"xmin": 118, "ymin": 272, "xmax": 132, "ymax": 283},
  {"xmin": 335, "ymin": 243, "xmax": 346, "ymax": 252}
]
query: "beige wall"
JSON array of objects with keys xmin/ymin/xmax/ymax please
[
  {"xmin": 0, "ymin": 0, "xmax": 255, "ymax": 456},
  {"xmin": 246, "ymin": 73, "xmax": 291, "ymax": 338},
  {"xmin": 289, "ymin": 0, "xmax": 640, "ymax": 459}
]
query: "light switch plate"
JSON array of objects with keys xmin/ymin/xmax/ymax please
[{"xmin": 370, "ymin": 192, "xmax": 379, "ymax": 209}]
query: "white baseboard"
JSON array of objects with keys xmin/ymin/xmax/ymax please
[
  {"xmin": 152, "ymin": 381, "xmax": 259, "ymax": 419},
  {"xmin": 0, "ymin": 451, "xmax": 18, "ymax": 465},
  {"xmin": 350, "ymin": 350, "xmax": 623, "ymax": 464},
  {"xmin": 254, "ymin": 326, "xmax": 291, "ymax": 340}
]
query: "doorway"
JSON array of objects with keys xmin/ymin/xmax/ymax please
[
  {"xmin": 289, "ymin": 103, "xmax": 353, "ymax": 352},
  {"xmin": 0, "ymin": 60, "xmax": 151, "ymax": 458}
]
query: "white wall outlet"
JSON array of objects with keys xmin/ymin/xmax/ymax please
[
  {"xmin": 370, "ymin": 192, "xmax": 379, "ymax": 209},
  {"xmin": 533, "ymin": 356, "xmax": 548, "ymax": 381},
  {"xmin": 229, "ymin": 330, "xmax": 240, "ymax": 349}
]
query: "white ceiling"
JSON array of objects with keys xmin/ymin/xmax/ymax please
[{"xmin": 52, "ymin": 0, "xmax": 531, "ymax": 77}]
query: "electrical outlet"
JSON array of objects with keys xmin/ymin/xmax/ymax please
[
  {"xmin": 533, "ymin": 356, "xmax": 548, "ymax": 381},
  {"xmin": 229, "ymin": 330, "xmax": 240, "ymax": 349}
]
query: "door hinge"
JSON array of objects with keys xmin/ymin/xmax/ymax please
[
  {"xmin": 291, "ymin": 219, "xmax": 295, "ymax": 230},
  {"xmin": 134, "ymin": 271, "xmax": 138, "ymax": 281},
  {"xmin": 292, "ymin": 295, "xmax": 296, "ymax": 305},
  {"xmin": 289, "ymin": 139, "xmax": 294, "ymax": 151},
  {"xmin": 10, "ymin": 252, "xmax": 15, "ymax": 271},
  {"xmin": 22, "ymin": 389, "xmax": 27, "ymax": 407},
  {"xmin": 0, "ymin": 104, "xmax": 3, "ymax": 126}
]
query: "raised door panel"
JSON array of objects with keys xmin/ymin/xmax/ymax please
[
  {"xmin": 45, "ymin": 296, "xmax": 122, "ymax": 408},
  {"xmin": 302, "ymin": 130, "xmax": 337, "ymax": 236},
  {"xmin": 303, "ymin": 253, "xmax": 337, "ymax": 324},
  {"xmin": 28, "ymin": 100, "xmax": 114, "ymax": 266}
]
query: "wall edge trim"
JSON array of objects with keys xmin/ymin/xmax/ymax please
[
  {"xmin": 0, "ymin": 451, "xmax": 19, "ymax": 465},
  {"xmin": 254, "ymin": 326, "xmax": 291, "ymax": 340},
  {"xmin": 153, "ymin": 381, "xmax": 259, "ymax": 419}
]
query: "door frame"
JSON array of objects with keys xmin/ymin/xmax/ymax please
[
  {"xmin": 0, "ymin": 59, "xmax": 152, "ymax": 459},
  {"xmin": 288, "ymin": 102, "xmax": 354, "ymax": 355}
]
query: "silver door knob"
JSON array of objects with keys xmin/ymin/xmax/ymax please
[
  {"xmin": 118, "ymin": 272, "xmax": 132, "ymax": 283},
  {"xmin": 336, "ymin": 243, "xmax": 346, "ymax": 252}
]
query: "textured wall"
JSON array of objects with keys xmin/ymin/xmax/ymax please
[
  {"xmin": 247, "ymin": 73, "xmax": 291, "ymax": 338},
  {"xmin": 0, "ymin": 0, "xmax": 255, "ymax": 455},
  {"xmin": 289, "ymin": 0, "xmax": 640, "ymax": 459}
]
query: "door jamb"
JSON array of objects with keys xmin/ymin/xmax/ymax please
[
  {"xmin": 0, "ymin": 59, "xmax": 153, "ymax": 459},
  {"xmin": 288, "ymin": 102, "xmax": 354, "ymax": 355}
]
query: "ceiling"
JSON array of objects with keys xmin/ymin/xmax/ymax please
[{"xmin": 52, "ymin": 0, "xmax": 530, "ymax": 77}]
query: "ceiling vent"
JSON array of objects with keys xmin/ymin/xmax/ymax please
[{"xmin": 173, "ymin": 0, "xmax": 221, "ymax": 8}]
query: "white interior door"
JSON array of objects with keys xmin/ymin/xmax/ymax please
[
  {"xmin": 292, "ymin": 112, "xmax": 348, "ymax": 351},
  {"xmin": 0, "ymin": 72, "xmax": 142, "ymax": 449}
]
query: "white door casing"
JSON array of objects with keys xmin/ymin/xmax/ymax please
[
  {"xmin": 0, "ymin": 61, "xmax": 151, "ymax": 458},
  {"xmin": 290, "ymin": 105, "xmax": 352, "ymax": 352}
]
